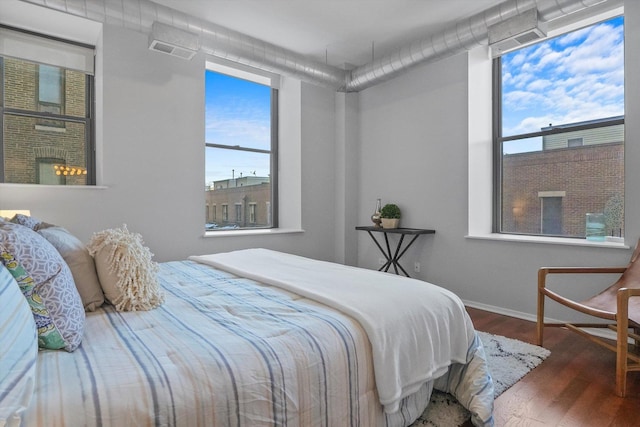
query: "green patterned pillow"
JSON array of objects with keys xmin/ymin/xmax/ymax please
[
  {"xmin": 0, "ymin": 222, "xmax": 84, "ymax": 352},
  {"xmin": 1, "ymin": 251, "xmax": 66, "ymax": 350}
]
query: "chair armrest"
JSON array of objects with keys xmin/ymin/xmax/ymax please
[
  {"xmin": 538, "ymin": 266, "xmax": 627, "ymax": 290},
  {"xmin": 540, "ymin": 266, "xmax": 627, "ymax": 275}
]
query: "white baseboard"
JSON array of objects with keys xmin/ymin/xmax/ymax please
[
  {"xmin": 462, "ymin": 299, "xmax": 539, "ymax": 323},
  {"xmin": 462, "ymin": 299, "xmax": 620, "ymax": 342}
]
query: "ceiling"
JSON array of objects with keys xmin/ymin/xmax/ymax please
[{"xmin": 150, "ymin": 0, "xmax": 503, "ymax": 70}]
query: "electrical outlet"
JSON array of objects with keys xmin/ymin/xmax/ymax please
[{"xmin": 414, "ymin": 262, "xmax": 420, "ymax": 273}]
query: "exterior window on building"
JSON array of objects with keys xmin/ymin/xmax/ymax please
[
  {"xmin": 37, "ymin": 158, "xmax": 65, "ymax": 185},
  {"xmin": 494, "ymin": 15, "xmax": 624, "ymax": 239},
  {"xmin": 222, "ymin": 204, "xmax": 228, "ymax": 222},
  {"xmin": 0, "ymin": 26, "xmax": 95, "ymax": 185},
  {"xmin": 204, "ymin": 62, "xmax": 278, "ymax": 231},
  {"xmin": 540, "ymin": 196, "xmax": 563, "ymax": 236},
  {"xmin": 37, "ymin": 64, "xmax": 64, "ymax": 128},
  {"xmin": 249, "ymin": 203, "xmax": 256, "ymax": 224},
  {"xmin": 568, "ymin": 137, "xmax": 583, "ymax": 147}
]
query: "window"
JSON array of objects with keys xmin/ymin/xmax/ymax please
[
  {"xmin": 204, "ymin": 63, "xmax": 278, "ymax": 231},
  {"xmin": 0, "ymin": 26, "xmax": 95, "ymax": 185},
  {"xmin": 567, "ymin": 138, "xmax": 583, "ymax": 148},
  {"xmin": 37, "ymin": 157, "xmax": 65, "ymax": 185},
  {"xmin": 249, "ymin": 203, "xmax": 256, "ymax": 224},
  {"xmin": 494, "ymin": 16, "xmax": 624, "ymax": 239},
  {"xmin": 540, "ymin": 196, "xmax": 562, "ymax": 236}
]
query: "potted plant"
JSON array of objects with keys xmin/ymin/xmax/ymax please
[{"xmin": 380, "ymin": 203, "xmax": 401, "ymax": 229}]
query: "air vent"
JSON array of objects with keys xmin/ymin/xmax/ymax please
[
  {"xmin": 488, "ymin": 8, "xmax": 547, "ymax": 57},
  {"xmin": 148, "ymin": 22, "xmax": 199, "ymax": 60}
]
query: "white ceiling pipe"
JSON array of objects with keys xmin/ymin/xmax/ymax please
[
  {"xmin": 345, "ymin": 0, "xmax": 610, "ymax": 91},
  {"xmin": 19, "ymin": 0, "xmax": 348, "ymax": 90},
  {"xmin": 19, "ymin": 0, "xmax": 617, "ymax": 92}
]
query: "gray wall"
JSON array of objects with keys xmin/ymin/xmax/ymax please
[
  {"xmin": 0, "ymin": 21, "xmax": 340, "ymax": 264},
  {"xmin": 356, "ymin": 2, "xmax": 639, "ymax": 322},
  {"xmin": 1, "ymin": 1, "xmax": 638, "ymax": 323}
]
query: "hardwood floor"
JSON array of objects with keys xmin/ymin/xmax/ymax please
[{"xmin": 465, "ymin": 307, "xmax": 640, "ymax": 427}]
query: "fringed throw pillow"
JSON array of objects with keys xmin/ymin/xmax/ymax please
[{"xmin": 87, "ymin": 225, "xmax": 164, "ymax": 311}]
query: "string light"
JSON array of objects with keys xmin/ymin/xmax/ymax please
[{"xmin": 53, "ymin": 165, "xmax": 87, "ymax": 176}]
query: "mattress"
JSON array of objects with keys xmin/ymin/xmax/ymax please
[{"xmin": 21, "ymin": 260, "xmax": 450, "ymax": 426}]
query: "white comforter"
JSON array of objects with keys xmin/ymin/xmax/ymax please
[{"xmin": 190, "ymin": 249, "xmax": 481, "ymax": 416}]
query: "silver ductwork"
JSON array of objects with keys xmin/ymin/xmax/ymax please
[
  {"xmin": 19, "ymin": 0, "xmax": 347, "ymax": 90},
  {"xmin": 19, "ymin": 0, "xmax": 617, "ymax": 92},
  {"xmin": 345, "ymin": 0, "xmax": 610, "ymax": 91}
]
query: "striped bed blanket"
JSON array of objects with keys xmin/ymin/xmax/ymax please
[{"xmin": 21, "ymin": 256, "xmax": 493, "ymax": 426}]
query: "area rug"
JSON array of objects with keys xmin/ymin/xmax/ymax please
[{"xmin": 410, "ymin": 331, "xmax": 551, "ymax": 427}]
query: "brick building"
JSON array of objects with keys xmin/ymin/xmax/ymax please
[
  {"xmin": 205, "ymin": 176, "xmax": 271, "ymax": 229},
  {"xmin": 502, "ymin": 126, "xmax": 624, "ymax": 237},
  {"xmin": 3, "ymin": 57, "xmax": 88, "ymax": 185}
]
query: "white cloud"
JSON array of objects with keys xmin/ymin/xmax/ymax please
[{"xmin": 501, "ymin": 17, "xmax": 624, "ymax": 137}]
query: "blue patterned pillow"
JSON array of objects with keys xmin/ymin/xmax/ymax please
[
  {"xmin": 0, "ymin": 264, "xmax": 38, "ymax": 425},
  {"xmin": 0, "ymin": 222, "xmax": 85, "ymax": 352},
  {"xmin": 9, "ymin": 214, "xmax": 42, "ymax": 230}
]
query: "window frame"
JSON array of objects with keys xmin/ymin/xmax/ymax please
[
  {"xmin": 204, "ymin": 63, "xmax": 279, "ymax": 231},
  {"xmin": 0, "ymin": 26, "xmax": 96, "ymax": 185},
  {"xmin": 492, "ymin": 17, "xmax": 625, "ymax": 239}
]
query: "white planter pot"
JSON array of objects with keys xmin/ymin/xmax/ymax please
[{"xmin": 381, "ymin": 218, "xmax": 400, "ymax": 229}]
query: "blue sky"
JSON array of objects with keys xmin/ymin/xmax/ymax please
[
  {"xmin": 205, "ymin": 71, "xmax": 271, "ymax": 185},
  {"xmin": 502, "ymin": 16, "xmax": 624, "ymax": 152},
  {"xmin": 204, "ymin": 16, "xmax": 625, "ymax": 177}
]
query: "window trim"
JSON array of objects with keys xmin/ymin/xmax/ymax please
[
  {"xmin": 492, "ymin": 17, "xmax": 625, "ymax": 239},
  {"xmin": 204, "ymin": 63, "xmax": 279, "ymax": 231},
  {"xmin": 0, "ymin": 26, "xmax": 96, "ymax": 185}
]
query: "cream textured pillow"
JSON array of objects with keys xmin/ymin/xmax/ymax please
[
  {"xmin": 37, "ymin": 227, "xmax": 104, "ymax": 311},
  {"xmin": 87, "ymin": 225, "xmax": 164, "ymax": 311}
]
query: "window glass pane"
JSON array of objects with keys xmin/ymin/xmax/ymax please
[
  {"xmin": 205, "ymin": 146, "xmax": 271, "ymax": 229},
  {"xmin": 5, "ymin": 58, "xmax": 86, "ymax": 117},
  {"xmin": 3, "ymin": 114, "xmax": 87, "ymax": 185},
  {"xmin": 2, "ymin": 50, "xmax": 92, "ymax": 185},
  {"xmin": 498, "ymin": 16, "xmax": 624, "ymax": 239},
  {"xmin": 205, "ymin": 68, "xmax": 275, "ymax": 231},
  {"xmin": 205, "ymin": 71, "xmax": 271, "ymax": 151},
  {"xmin": 501, "ymin": 17, "xmax": 624, "ymax": 138}
]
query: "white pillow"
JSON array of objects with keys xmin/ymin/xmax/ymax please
[{"xmin": 0, "ymin": 264, "xmax": 38, "ymax": 426}]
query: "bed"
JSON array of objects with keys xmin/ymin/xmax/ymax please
[{"xmin": 1, "ymin": 222, "xmax": 493, "ymax": 427}]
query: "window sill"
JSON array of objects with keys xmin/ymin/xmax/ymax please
[
  {"xmin": 203, "ymin": 228, "xmax": 304, "ymax": 238},
  {"xmin": 465, "ymin": 233, "xmax": 630, "ymax": 249},
  {"xmin": 0, "ymin": 183, "xmax": 107, "ymax": 190}
]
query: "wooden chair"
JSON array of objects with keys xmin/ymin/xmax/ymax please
[{"xmin": 536, "ymin": 240, "xmax": 640, "ymax": 397}]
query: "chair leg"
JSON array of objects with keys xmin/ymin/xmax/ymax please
[
  {"xmin": 616, "ymin": 325, "xmax": 628, "ymax": 397},
  {"xmin": 536, "ymin": 270, "xmax": 546, "ymax": 346},
  {"xmin": 616, "ymin": 292, "xmax": 630, "ymax": 397}
]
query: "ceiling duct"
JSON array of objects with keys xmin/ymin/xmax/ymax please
[
  {"xmin": 149, "ymin": 21, "xmax": 199, "ymax": 60},
  {"xmin": 488, "ymin": 7, "xmax": 547, "ymax": 57},
  {"xmin": 18, "ymin": 0, "xmax": 618, "ymax": 92}
]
